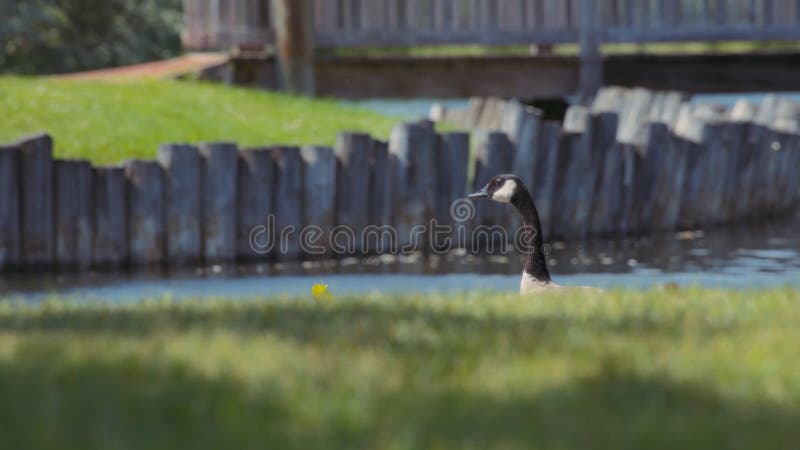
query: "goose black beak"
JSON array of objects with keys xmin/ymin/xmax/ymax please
[{"xmin": 467, "ymin": 188, "xmax": 490, "ymax": 200}]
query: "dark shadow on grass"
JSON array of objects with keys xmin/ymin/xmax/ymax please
[{"xmin": 0, "ymin": 349, "xmax": 797, "ymax": 450}]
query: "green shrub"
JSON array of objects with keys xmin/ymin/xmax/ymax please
[{"xmin": 0, "ymin": 0, "xmax": 182, "ymax": 74}]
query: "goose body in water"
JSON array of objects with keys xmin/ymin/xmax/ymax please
[{"xmin": 468, "ymin": 174, "xmax": 597, "ymax": 295}]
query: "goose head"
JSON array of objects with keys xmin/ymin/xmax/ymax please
[{"xmin": 468, "ymin": 174, "xmax": 522, "ymax": 203}]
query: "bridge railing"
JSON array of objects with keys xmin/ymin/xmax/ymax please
[{"xmin": 183, "ymin": 0, "xmax": 800, "ymax": 50}]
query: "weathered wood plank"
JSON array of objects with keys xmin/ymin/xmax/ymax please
[
  {"xmin": 472, "ymin": 130, "xmax": 514, "ymax": 248},
  {"xmin": 632, "ymin": 122, "xmax": 669, "ymax": 232},
  {"xmin": 730, "ymin": 98, "xmax": 758, "ymax": 122},
  {"xmin": 700, "ymin": 122, "xmax": 734, "ymax": 224},
  {"xmin": 780, "ymin": 132, "xmax": 800, "ymax": 212},
  {"xmin": 505, "ymin": 103, "xmax": 543, "ymax": 192},
  {"xmin": 0, "ymin": 145, "xmax": 20, "ymax": 270},
  {"xmin": 678, "ymin": 123, "xmax": 716, "ymax": 228},
  {"xmin": 273, "ymin": 146, "xmax": 304, "ymax": 260},
  {"xmin": 55, "ymin": 160, "xmax": 93, "ymax": 270},
  {"xmin": 93, "ymin": 166, "xmax": 128, "ymax": 268},
  {"xmin": 764, "ymin": 129, "xmax": 794, "ymax": 214},
  {"xmin": 550, "ymin": 114, "xmax": 586, "ymax": 238},
  {"xmin": 335, "ymin": 132, "xmax": 371, "ymax": 255},
  {"xmin": 301, "ymin": 146, "xmax": 336, "ymax": 258},
  {"xmin": 199, "ymin": 142, "xmax": 239, "ymax": 263},
  {"xmin": 436, "ymin": 132, "xmax": 470, "ymax": 250},
  {"xmin": 368, "ymin": 139, "xmax": 394, "ymax": 253},
  {"xmin": 476, "ymin": 97, "xmax": 503, "ymax": 129},
  {"xmin": 644, "ymin": 128, "xmax": 697, "ymax": 231},
  {"xmin": 125, "ymin": 160, "xmax": 165, "ymax": 265},
  {"xmin": 740, "ymin": 123, "xmax": 770, "ymax": 218},
  {"xmin": 237, "ymin": 147, "xmax": 275, "ymax": 260},
  {"xmin": 570, "ymin": 112, "xmax": 617, "ymax": 237},
  {"xmin": 465, "ymin": 96, "xmax": 486, "ymax": 128},
  {"xmin": 562, "ymin": 104, "xmax": 588, "ymax": 133},
  {"xmin": 503, "ymin": 103, "xmax": 543, "ymax": 231},
  {"xmin": 17, "ymin": 133, "xmax": 54, "ymax": 269},
  {"xmin": 617, "ymin": 87, "xmax": 653, "ymax": 146},
  {"xmin": 717, "ymin": 121, "xmax": 748, "ymax": 222},
  {"xmin": 589, "ymin": 137, "xmax": 625, "ymax": 236},
  {"xmin": 531, "ymin": 121, "xmax": 562, "ymax": 237},
  {"xmin": 389, "ymin": 122, "xmax": 437, "ymax": 250},
  {"xmin": 158, "ymin": 144, "xmax": 202, "ymax": 265}
]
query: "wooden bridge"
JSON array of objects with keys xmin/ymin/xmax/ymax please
[{"xmin": 182, "ymin": 0, "xmax": 800, "ymax": 98}]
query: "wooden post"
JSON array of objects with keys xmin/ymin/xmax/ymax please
[
  {"xmin": 551, "ymin": 108, "xmax": 587, "ymax": 238},
  {"xmin": 506, "ymin": 104, "xmax": 543, "ymax": 194},
  {"xmin": 17, "ymin": 134, "xmax": 54, "ymax": 269},
  {"xmin": 273, "ymin": 147, "xmax": 304, "ymax": 261},
  {"xmin": 632, "ymin": 122, "xmax": 665, "ymax": 232},
  {"xmin": 158, "ymin": 144, "xmax": 202, "ymax": 265},
  {"xmin": 335, "ymin": 133, "xmax": 371, "ymax": 254},
  {"xmin": 579, "ymin": 0, "xmax": 602, "ymax": 103},
  {"xmin": 272, "ymin": 0, "xmax": 315, "ymax": 95},
  {"xmin": 697, "ymin": 121, "xmax": 734, "ymax": 225},
  {"xmin": 572, "ymin": 112, "xmax": 616, "ymax": 237},
  {"xmin": 0, "ymin": 145, "xmax": 20, "ymax": 271},
  {"xmin": 678, "ymin": 125, "xmax": 714, "ymax": 229},
  {"xmin": 472, "ymin": 131, "xmax": 514, "ymax": 246},
  {"xmin": 55, "ymin": 160, "xmax": 93, "ymax": 270},
  {"xmin": 437, "ymin": 132, "xmax": 470, "ymax": 221},
  {"xmin": 466, "ymin": 97, "xmax": 486, "ymax": 129},
  {"xmin": 733, "ymin": 123, "xmax": 762, "ymax": 220},
  {"xmin": 369, "ymin": 140, "xmax": 392, "ymax": 226},
  {"xmin": 368, "ymin": 140, "xmax": 393, "ymax": 253},
  {"xmin": 781, "ymin": 133, "xmax": 800, "ymax": 213},
  {"xmin": 763, "ymin": 129, "xmax": 791, "ymax": 215},
  {"xmin": 93, "ymin": 166, "xmax": 128, "ymax": 268},
  {"xmin": 301, "ymin": 146, "xmax": 336, "ymax": 258},
  {"xmin": 237, "ymin": 148, "xmax": 275, "ymax": 260},
  {"xmin": 200, "ymin": 142, "xmax": 238, "ymax": 263},
  {"xmin": 125, "ymin": 160, "xmax": 165, "ymax": 266},
  {"xmin": 436, "ymin": 132, "xmax": 470, "ymax": 249},
  {"xmin": 701, "ymin": 122, "xmax": 734, "ymax": 224},
  {"xmin": 723, "ymin": 122, "xmax": 751, "ymax": 220},
  {"xmin": 532, "ymin": 121, "xmax": 563, "ymax": 238},
  {"xmin": 660, "ymin": 129, "xmax": 690, "ymax": 232},
  {"xmin": 389, "ymin": 122, "xmax": 438, "ymax": 251},
  {"xmin": 590, "ymin": 146, "xmax": 625, "ymax": 235}
]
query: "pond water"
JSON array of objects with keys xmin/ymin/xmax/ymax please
[
  {"xmin": 2, "ymin": 94, "xmax": 798, "ymax": 303},
  {"xmin": 349, "ymin": 92, "xmax": 800, "ymax": 121},
  {"xmin": 2, "ymin": 216, "xmax": 798, "ymax": 303}
]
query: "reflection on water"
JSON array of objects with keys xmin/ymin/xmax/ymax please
[{"xmin": 1, "ymin": 216, "xmax": 799, "ymax": 302}]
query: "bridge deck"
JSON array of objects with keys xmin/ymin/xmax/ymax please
[
  {"xmin": 224, "ymin": 51, "xmax": 800, "ymax": 99},
  {"xmin": 183, "ymin": 0, "xmax": 800, "ymax": 49}
]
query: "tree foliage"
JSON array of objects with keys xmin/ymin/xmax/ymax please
[{"xmin": 0, "ymin": 0, "xmax": 183, "ymax": 74}]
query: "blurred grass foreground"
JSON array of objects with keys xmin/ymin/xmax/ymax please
[{"xmin": 1, "ymin": 288, "xmax": 800, "ymax": 449}]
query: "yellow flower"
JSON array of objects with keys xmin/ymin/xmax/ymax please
[{"xmin": 312, "ymin": 281, "xmax": 332, "ymax": 304}]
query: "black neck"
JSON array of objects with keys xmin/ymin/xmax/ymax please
[{"xmin": 511, "ymin": 186, "xmax": 551, "ymax": 281}]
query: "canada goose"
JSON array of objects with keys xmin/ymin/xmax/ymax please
[{"xmin": 468, "ymin": 174, "xmax": 597, "ymax": 295}]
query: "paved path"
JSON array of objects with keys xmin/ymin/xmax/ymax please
[{"xmin": 55, "ymin": 53, "xmax": 228, "ymax": 80}]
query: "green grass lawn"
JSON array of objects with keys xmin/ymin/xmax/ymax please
[
  {"xmin": 1, "ymin": 287, "xmax": 799, "ymax": 450},
  {"xmin": 0, "ymin": 77, "xmax": 399, "ymax": 164},
  {"xmin": 325, "ymin": 40, "xmax": 800, "ymax": 57}
]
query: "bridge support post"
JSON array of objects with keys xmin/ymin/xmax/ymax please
[
  {"xmin": 272, "ymin": 0, "xmax": 315, "ymax": 96},
  {"xmin": 578, "ymin": 0, "xmax": 603, "ymax": 104}
]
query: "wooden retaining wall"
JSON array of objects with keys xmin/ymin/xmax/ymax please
[
  {"xmin": 437, "ymin": 87, "xmax": 800, "ymax": 240},
  {"xmin": 1, "ymin": 88, "xmax": 800, "ymax": 271}
]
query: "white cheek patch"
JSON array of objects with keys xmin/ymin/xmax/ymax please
[{"xmin": 492, "ymin": 180, "xmax": 516, "ymax": 203}]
